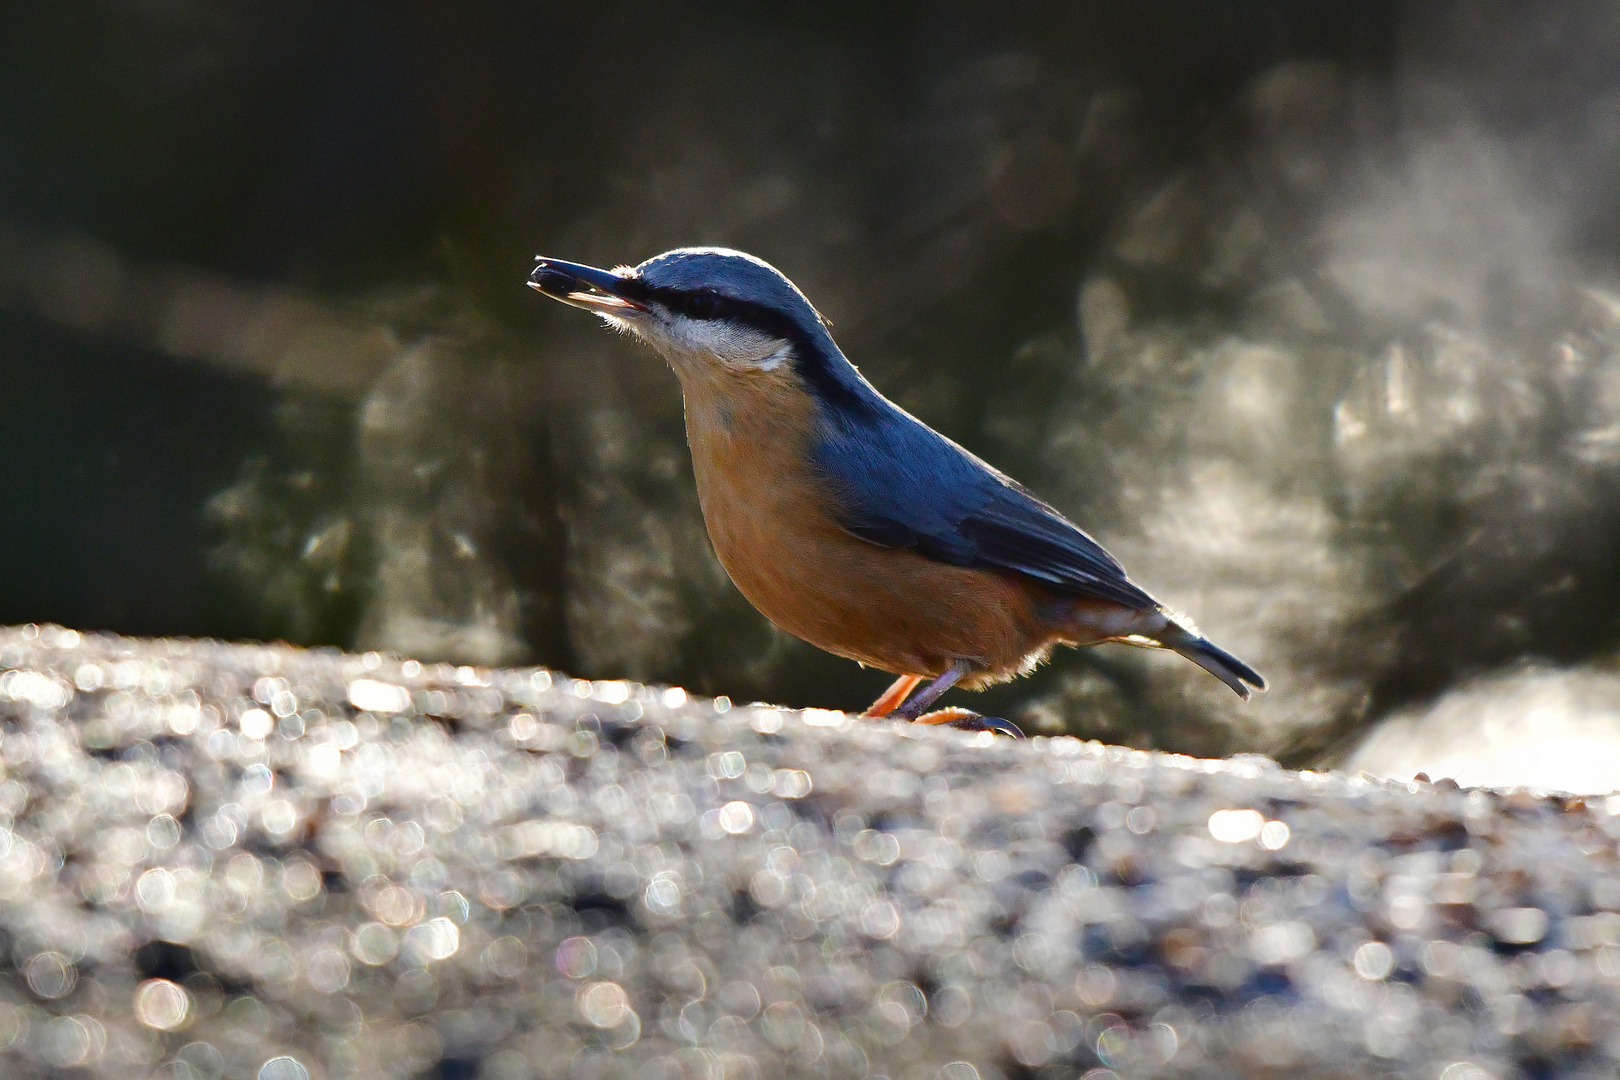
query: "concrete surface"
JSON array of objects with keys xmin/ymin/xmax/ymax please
[{"xmin": 1, "ymin": 624, "xmax": 1617, "ymax": 1080}]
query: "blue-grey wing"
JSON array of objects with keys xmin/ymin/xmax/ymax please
[{"xmin": 814, "ymin": 409, "xmax": 1160, "ymax": 611}]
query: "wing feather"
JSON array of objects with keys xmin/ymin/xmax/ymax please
[{"xmin": 813, "ymin": 407, "xmax": 1159, "ymax": 611}]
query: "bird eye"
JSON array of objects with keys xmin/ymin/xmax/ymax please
[{"xmin": 683, "ymin": 291, "xmax": 722, "ymax": 320}]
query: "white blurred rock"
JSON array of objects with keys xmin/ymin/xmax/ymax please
[{"xmin": 1348, "ymin": 666, "xmax": 1620, "ymax": 793}]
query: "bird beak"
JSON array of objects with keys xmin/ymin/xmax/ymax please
[{"xmin": 528, "ymin": 257, "xmax": 647, "ymax": 316}]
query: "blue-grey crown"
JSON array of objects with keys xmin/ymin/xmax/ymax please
[
  {"xmin": 633, "ymin": 247, "xmax": 885, "ymax": 420},
  {"xmin": 636, "ymin": 248, "xmax": 832, "ymax": 342}
]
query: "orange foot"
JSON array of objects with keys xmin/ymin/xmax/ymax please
[
  {"xmin": 914, "ymin": 708, "xmax": 1025, "ymax": 738},
  {"xmin": 911, "ymin": 706, "xmax": 979, "ymax": 726}
]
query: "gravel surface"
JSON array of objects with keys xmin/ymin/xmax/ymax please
[{"xmin": 0, "ymin": 625, "xmax": 1618, "ymax": 1080}]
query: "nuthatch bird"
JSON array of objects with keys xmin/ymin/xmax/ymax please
[{"xmin": 528, "ymin": 248, "xmax": 1265, "ymax": 734}]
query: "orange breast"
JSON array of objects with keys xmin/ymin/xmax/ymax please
[{"xmin": 679, "ymin": 372, "xmax": 1059, "ymax": 682}]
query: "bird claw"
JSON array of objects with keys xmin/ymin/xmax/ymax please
[
  {"xmin": 911, "ymin": 706, "xmax": 1025, "ymax": 739},
  {"xmin": 951, "ymin": 714, "xmax": 1025, "ymax": 738}
]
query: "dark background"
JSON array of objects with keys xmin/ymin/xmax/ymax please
[{"xmin": 5, "ymin": 1, "xmax": 1620, "ymax": 772}]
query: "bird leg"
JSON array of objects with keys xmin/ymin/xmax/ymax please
[
  {"xmin": 863, "ymin": 674, "xmax": 922, "ymax": 718},
  {"xmin": 892, "ymin": 660, "xmax": 969, "ymax": 721}
]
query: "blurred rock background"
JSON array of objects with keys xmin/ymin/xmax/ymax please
[{"xmin": 5, "ymin": 1, "xmax": 1620, "ymax": 787}]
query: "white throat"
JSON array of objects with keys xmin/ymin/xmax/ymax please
[{"xmin": 642, "ymin": 314, "xmax": 792, "ymax": 374}]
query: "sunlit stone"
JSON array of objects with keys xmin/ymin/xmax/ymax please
[
  {"xmin": 1208, "ymin": 808, "xmax": 1265, "ymax": 843},
  {"xmin": 1354, "ymin": 940, "xmax": 1394, "ymax": 980},
  {"xmin": 239, "ymin": 708, "xmax": 274, "ymax": 740},
  {"xmin": 405, "ymin": 917, "xmax": 460, "ymax": 963},
  {"xmin": 147, "ymin": 813, "xmax": 182, "ymax": 850},
  {"xmin": 861, "ymin": 900, "xmax": 901, "ymax": 939},
  {"xmin": 259, "ymin": 1057, "xmax": 310, "ymax": 1080},
  {"xmin": 347, "ymin": 679, "xmax": 412, "ymax": 714},
  {"xmin": 717, "ymin": 801, "xmax": 755, "ymax": 835},
  {"xmin": 136, "ymin": 868, "xmax": 177, "ymax": 913},
  {"xmin": 25, "ymin": 952, "xmax": 76, "ymax": 999},
  {"xmin": 577, "ymin": 981, "xmax": 630, "ymax": 1028},
  {"xmin": 1250, "ymin": 920, "xmax": 1316, "ymax": 965},
  {"xmin": 352, "ymin": 922, "xmax": 400, "ymax": 965},
  {"xmin": 645, "ymin": 876, "xmax": 682, "ymax": 914},
  {"xmin": 306, "ymin": 949, "xmax": 351, "ymax": 993},
  {"xmin": 134, "ymin": 978, "xmax": 190, "ymax": 1030},
  {"xmin": 1489, "ymin": 907, "xmax": 1549, "ymax": 945},
  {"xmin": 771, "ymin": 769, "xmax": 813, "ymax": 798},
  {"xmin": 1259, "ymin": 820, "xmax": 1291, "ymax": 850},
  {"xmin": 554, "ymin": 937, "xmax": 597, "ymax": 979},
  {"xmin": 38, "ymin": 1016, "xmax": 93, "ymax": 1067},
  {"xmin": 593, "ymin": 680, "xmax": 630, "ymax": 704}
]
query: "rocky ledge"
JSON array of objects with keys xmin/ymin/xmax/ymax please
[{"xmin": 0, "ymin": 625, "xmax": 1616, "ymax": 1080}]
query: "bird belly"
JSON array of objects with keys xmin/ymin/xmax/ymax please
[
  {"xmin": 723, "ymin": 521, "xmax": 1052, "ymax": 680},
  {"xmin": 682, "ymin": 376, "xmax": 1061, "ymax": 682},
  {"xmin": 692, "ymin": 462, "xmax": 1049, "ymax": 680}
]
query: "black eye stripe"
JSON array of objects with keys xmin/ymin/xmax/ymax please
[
  {"xmin": 627, "ymin": 278, "xmax": 881, "ymax": 419},
  {"xmin": 682, "ymin": 290, "xmax": 722, "ymax": 320},
  {"xmin": 639, "ymin": 284, "xmax": 760, "ymax": 327}
]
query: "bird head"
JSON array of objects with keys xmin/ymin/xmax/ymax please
[{"xmin": 528, "ymin": 247, "xmax": 859, "ymax": 399}]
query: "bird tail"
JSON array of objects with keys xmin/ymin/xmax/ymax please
[{"xmin": 1155, "ymin": 622, "xmax": 1267, "ymax": 700}]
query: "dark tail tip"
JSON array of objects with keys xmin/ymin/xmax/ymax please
[{"xmin": 1170, "ymin": 633, "xmax": 1266, "ymax": 699}]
